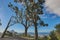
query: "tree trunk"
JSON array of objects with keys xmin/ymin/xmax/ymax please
[
  {"xmin": 25, "ymin": 18, "xmax": 28, "ymax": 36},
  {"xmin": 1, "ymin": 26, "xmax": 9, "ymax": 38},
  {"xmin": 34, "ymin": 24, "xmax": 38, "ymax": 40},
  {"xmin": 1, "ymin": 18, "xmax": 11, "ymax": 38},
  {"xmin": 25, "ymin": 27, "xmax": 28, "ymax": 36}
]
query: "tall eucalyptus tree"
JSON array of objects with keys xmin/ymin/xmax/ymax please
[{"xmin": 8, "ymin": 0, "xmax": 48, "ymax": 40}]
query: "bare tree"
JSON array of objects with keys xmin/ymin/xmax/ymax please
[{"xmin": 1, "ymin": 16, "xmax": 18, "ymax": 38}]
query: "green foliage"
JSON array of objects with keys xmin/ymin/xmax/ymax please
[
  {"xmin": 38, "ymin": 0, "xmax": 45, "ymax": 4},
  {"xmin": 14, "ymin": 0, "xmax": 17, "ymax": 3},
  {"xmin": 40, "ymin": 21, "xmax": 48, "ymax": 26},
  {"xmin": 49, "ymin": 31, "xmax": 58, "ymax": 40},
  {"xmin": 8, "ymin": 2, "xmax": 13, "ymax": 7},
  {"xmin": 55, "ymin": 24, "xmax": 60, "ymax": 33},
  {"xmin": 55, "ymin": 24, "xmax": 60, "ymax": 29},
  {"xmin": 8, "ymin": 0, "xmax": 48, "ymax": 27},
  {"xmin": 55, "ymin": 24, "xmax": 60, "ymax": 40}
]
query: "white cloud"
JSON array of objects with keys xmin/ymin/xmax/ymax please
[{"xmin": 45, "ymin": 0, "xmax": 60, "ymax": 16}]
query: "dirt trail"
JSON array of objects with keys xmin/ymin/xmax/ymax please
[{"xmin": 0, "ymin": 37, "xmax": 28, "ymax": 40}]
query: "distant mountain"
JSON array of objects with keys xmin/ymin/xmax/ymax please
[{"xmin": 28, "ymin": 32, "xmax": 50, "ymax": 37}]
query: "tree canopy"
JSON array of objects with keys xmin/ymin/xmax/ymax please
[{"xmin": 8, "ymin": 0, "xmax": 48, "ymax": 40}]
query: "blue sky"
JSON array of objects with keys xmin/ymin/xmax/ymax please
[{"xmin": 0, "ymin": 0, "xmax": 60, "ymax": 33}]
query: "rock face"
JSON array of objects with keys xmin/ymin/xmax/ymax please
[{"xmin": 0, "ymin": 37, "xmax": 28, "ymax": 40}]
